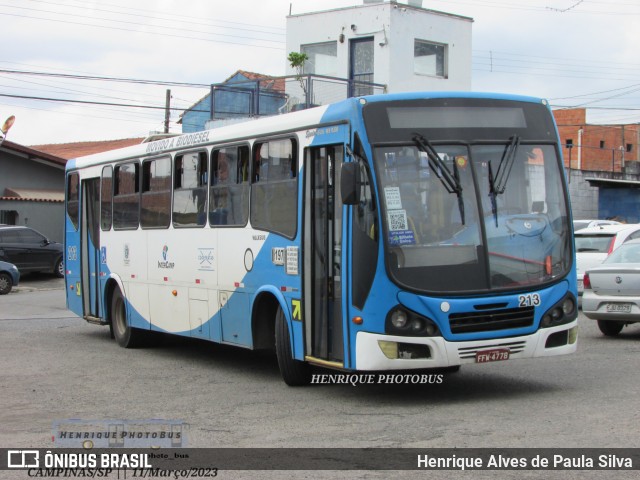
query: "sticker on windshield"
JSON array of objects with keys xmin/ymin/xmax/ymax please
[
  {"xmin": 387, "ymin": 210, "xmax": 408, "ymax": 231},
  {"xmin": 384, "ymin": 187, "xmax": 403, "ymax": 210},
  {"xmin": 389, "ymin": 230, "xmax": 416, "ymax": 246}
]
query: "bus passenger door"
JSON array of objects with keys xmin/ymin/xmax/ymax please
[
  {"xmin": 80, "ymin": 178, "xmax": 101, "ymax": 319},
  {"xmin": 304, "ymin": 145, "xmax": 344, "ymax": 363}
]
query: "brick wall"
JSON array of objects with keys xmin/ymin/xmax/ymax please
[{"xmin": 554, "ymin": 108, "xmax": 639, "ymax": 173}]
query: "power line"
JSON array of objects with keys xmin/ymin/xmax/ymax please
[
  {"xmin": 0, "ymin": 12, "xmax": 286, "ymax": 50},
  {"xmin": 26, "ymin": 0, "xmax": 286, "ymax": 33},
  {"xmin": 0, "ymin": 92, "xmax": 209, "ymax": 113},
  {"xmin": 0, "ymin": 3, "xmax": 285, "ymax": 44},
  {"xmin": 23, "ymin": 0, "xmax": 286, "ymax": 36},
  {"xmin": 0, "ymin": 68, "xmax": 210, "ymax": 88}
]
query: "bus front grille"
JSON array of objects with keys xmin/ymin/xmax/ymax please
[{"xmin": 449, "ymin": 306, "xmax": 535, "ymax": 334}]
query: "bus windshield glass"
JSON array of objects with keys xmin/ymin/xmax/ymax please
[{"xmin": 365, "ymin": 100, "xmax": 571, "ymax": 294}]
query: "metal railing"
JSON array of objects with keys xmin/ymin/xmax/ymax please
[{"xmin": 209, "ymin": 74, "xmax": 386, "ymax": 121}]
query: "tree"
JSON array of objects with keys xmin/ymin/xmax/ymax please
[{"xmin": 288, "ymin": 52, "xmax": 309, "ymax": 103}]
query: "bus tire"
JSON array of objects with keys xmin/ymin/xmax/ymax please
[
  {"xmin": 275, "ymin": 306, "xmax": 311, "ymax": 386},
  {"xmin": 597, "ymin": 320, "xmax": 624, "ymax": 337},
  {"xmin": 111, "ymin": 287, "xmax": 144, "ymax": 348}
]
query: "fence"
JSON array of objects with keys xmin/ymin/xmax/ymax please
[{"xmin": 209, "ymin": 74, "xmax": 386, "ymax": 121}]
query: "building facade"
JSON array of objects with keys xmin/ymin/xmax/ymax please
[
  {"xmin": 286, "ymin": 0, "xmax": 473, "ymax": 97},
  {"xmin": 180, "ymin": 70, "xmax": 286, "ymax": 134},
  {"xmin": 0, "ymin": 141, "xmax": 67, "ymax": 242},
  {"xmin": 554, "ymin": 108, "xmax": 640, "ymax": 222}
]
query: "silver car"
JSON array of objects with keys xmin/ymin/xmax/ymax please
[
  {"xmin": 575, "ymin": 224, "xmax": 640, "ymax": 302},
  {"xmin": 582, "ymin": 239, "xmax": 640, "ymax": 336}
]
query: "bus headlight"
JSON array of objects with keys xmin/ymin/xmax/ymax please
[
  {"xmin": 386, "ymin": 306, "xmax": 440, "ymax": 337},
  {"xmin": 540, "ymin": 294, "xmax": 577, "ymax": 328},
  {"xmin": 390, "ymin": 310, "xmax": 408, "ymax": 329}
]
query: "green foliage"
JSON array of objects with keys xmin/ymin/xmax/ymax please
[
  {"xmin": 287, "ymin": 52, "xmax": 309, "ymax": 71},
  {"xmin": 288, "ymin": 52, "xmax": 310, "ymax": 99}
]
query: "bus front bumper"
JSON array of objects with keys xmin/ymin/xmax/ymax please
[{"xmin": 354, "ymin": 321, "xmax": 578, "ymax": 371}]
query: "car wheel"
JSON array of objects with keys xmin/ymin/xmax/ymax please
[
  {"xmin": 275, "ymin": 305, "xmax": 311, "ymax": 386},
  {"xmin": 111, "ymin": 287, "xmax": 144, "ymax": 348},
  {"xmin": 597, "ymin": 320, "xmax": 624, "ymax": 337},
  {"xmin": 0, "ymin": 273, "xmax": 12, "ymax": 295},
  {"xmin": 54, "ymin": 258, "xmax": 64, "ymax": 278}
]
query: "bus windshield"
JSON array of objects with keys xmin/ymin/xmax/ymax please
[{"xmin": 372, "ymin": 141, "xmax": 570, "ymax": 293}]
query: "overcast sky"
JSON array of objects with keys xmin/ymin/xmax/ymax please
[{"xmin": 0, "ymin": 0, "xmax": 638, "ymax": 146}]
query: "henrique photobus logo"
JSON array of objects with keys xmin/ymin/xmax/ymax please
[{"xmin": 7, "ymin": 450, "xmax": 39, "ymax": 468}]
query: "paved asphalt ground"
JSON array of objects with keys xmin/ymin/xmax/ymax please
[{"xmin": 2, "ymin": 274, "xmax": 640, "ymax": 480}]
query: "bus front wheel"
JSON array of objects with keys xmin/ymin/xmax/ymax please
[
  {"xmin": 275, "ymin": 306, "xmax": 311, "ymax": 386},
  {"xmin": 111, "ymin": 287, "xmax": 144, "ymax": 348}
]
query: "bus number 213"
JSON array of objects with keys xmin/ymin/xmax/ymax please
[{"xmin": 518, "ymin": 293, "xmax": 541, "ymax": 307}]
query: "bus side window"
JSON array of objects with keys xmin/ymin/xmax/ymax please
[
  {"xmin": 113, "ymin": 162, "xmax": 140, "ymax": 230},
  {"xmin": 250, "ymin": 138, "xmax": 298, "ymax": 238},
  {"xmin": 101, "ymin": 166, "xmax": 113, "ymax": 231},
  {"xmin": 210, "ymin": 146, "xmax": 249, "ymax": 227},
  {"xmin": 351, "ymin": 135, "xmax": 378, "ymax": 309},
  {"xmin": 173, "ymin": 151, "xmax": 207, "ymax": 228},
  {"xmin": 141, "ymin": 157, "xmax": 171, "ymax": 229},
  {"xmin": 66, "ymin": 173, "xmax": 79, "ymax": 231}
]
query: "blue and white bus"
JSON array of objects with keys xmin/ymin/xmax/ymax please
[{"xmin": 65, "ymin": 92, "xmax": 578, "ymax": 385}]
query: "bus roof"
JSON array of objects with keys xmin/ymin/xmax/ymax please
[{"xmin": 67, "ymin": 91, "xmax": 547, "ymax": 171}]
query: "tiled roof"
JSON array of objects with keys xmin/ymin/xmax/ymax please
[
  {"xmin": 1, "ymin": 188, "xmax": 64, "ymax": 203},
  {"xmin": 1, "ymin": 140, "xmax": 67, "ymax": 167},
  {"xmin": 30, "ymin": 138, "xmax": 145, "ymax": 160},
  {"xmin": 227, "ymin": 70, "xmax": 286, "ymax": 93}
]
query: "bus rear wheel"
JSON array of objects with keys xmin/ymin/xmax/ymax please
[
  {"xmin": 275, "ymin": 305, "xmax": 311, "ymax": 386},
  {"xmin": 111, "ymin": 287, "xmax": 144, "ymax": 348}
]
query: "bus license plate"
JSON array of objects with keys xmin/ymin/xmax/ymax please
[
  {"xmin": 476, "ymin": 348, "xmax": 510, "ymax": 363},
  {"xmin": 605, "ymin": 303, "xmax": 632, "ymax": 313}
]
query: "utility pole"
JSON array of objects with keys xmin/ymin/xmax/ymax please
[{"xmin": 164, "ymin": 89, "xmax": 171, "ymax": 134}]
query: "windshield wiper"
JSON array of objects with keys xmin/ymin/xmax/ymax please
[
  {"xmin": 487, "ymin": 135, "xmax": 520, "ymax": 226},
  {"xmin": 412, "ymin": 133, "xmax": 464, "ymax": 224}
]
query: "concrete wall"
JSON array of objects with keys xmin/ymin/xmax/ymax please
[
  {"xmin": 0, "ymin": 200, "xmax": 64, "ymax": 243},
  {"xmin": 387, "ymin": 5, "xmax": 472, "ymax": 91},
  {"xmin": 566, "ymin": 168, "xmax": 640, "ymax": 223},
  {"xmin": 0, "ymin": 149, "xmax": 65, "ymax": 242},
  {"xmin": 566, "ymin": 169, "xmax": 600, "ymax": 221}
]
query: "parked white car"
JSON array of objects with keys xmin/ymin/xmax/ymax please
[
  {"xmin": 573, "ymin": 219, "xmax": 621, "ymax": 232},
  {"xmin": 575, "ymin": 224, "xmax": 640, "ymax": 302}
]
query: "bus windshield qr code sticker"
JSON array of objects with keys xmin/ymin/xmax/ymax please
[{"xmin": 388, "ymin": 210, "xmax": 408, "ymax": 231}]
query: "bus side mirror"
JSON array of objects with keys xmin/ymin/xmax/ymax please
[{"xmin": 341, "ymin": 162, "xmax": 360, "ymax": 205}]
